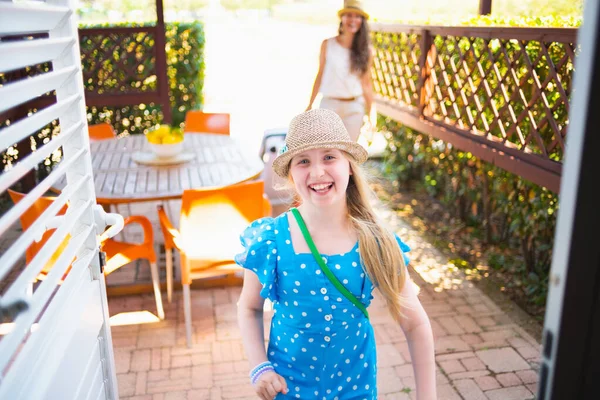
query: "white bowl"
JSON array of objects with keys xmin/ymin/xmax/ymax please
[{"xmin": 149, "ymin": 142, "xmax": 184, "ymax": 159}]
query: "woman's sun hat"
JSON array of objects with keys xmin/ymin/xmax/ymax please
[
  {"xmin": 337, "ymin": 0, "xmax": 369, "ymax": 20},
  {"xmin": 272, "ymin": 108, "xmax": 368, "ymax": 178}
]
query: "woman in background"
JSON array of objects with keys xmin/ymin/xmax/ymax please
[{"xmin": 305, "ymin": 0, "xmax": 374, "ymax": 142}]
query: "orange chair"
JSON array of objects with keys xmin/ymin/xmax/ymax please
[
  {"xmin": 8, "ymin": 189, "xmax": 165, "ymax": 319},
  {"xmin": 183, "ymin": 111, "xmax": 230, "ymax": 135},
  {"xmin": 88, "ymin": 123, "xmax": 117, "ymax": 141},
  {"xmin": 157, "ymin": 180, "xmax": 272, "ymax": 347}
]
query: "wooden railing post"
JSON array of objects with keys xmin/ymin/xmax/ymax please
[
  {"xmin": 155, "ymin": 0, "xmax": 172, "ymax": 124},
  {"xmin": 418, "ymin": 29, "xmax": 433, "ymax": 117}
]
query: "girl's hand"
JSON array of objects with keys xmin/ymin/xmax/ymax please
[{"xmin": 253, "ymin": 370, "xmax": 288, "ymax": 400}]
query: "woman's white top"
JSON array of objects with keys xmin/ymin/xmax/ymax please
[{"xmin": 319, "ymin": 37, "xmax": 363, "ymax": 98}]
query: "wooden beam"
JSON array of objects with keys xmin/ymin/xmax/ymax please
[{"xmin": 479, "ymin": 0, "xmax": 492, "ymax": 15}]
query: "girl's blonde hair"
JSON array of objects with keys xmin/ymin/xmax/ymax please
[{"xmin": 346, "ymin": 159, "xmax": 407, "ymax": 323}]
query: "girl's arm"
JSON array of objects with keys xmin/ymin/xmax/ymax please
[
  {"xmin": 237, "ymin": 270, "xmax": 269, "ymax": 366},
  {"xmin": 306, "ymin": 39, "xmax": 328, "ymax": 111},
  {"xmin": 237, "ymin": 270, "xmax": 288, "ymax": 399},
  {"xmin": 397, "ymin": 275, "xmax": 437, "ymax": 400}
]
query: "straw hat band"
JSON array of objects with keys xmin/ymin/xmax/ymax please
[
  {"xmin": 272, "ymin": 108, "xmax": 368, "ymax": 178},
  {"xmin": 338, "ymin": 0, "xmax": 369, "ymax": 19}
]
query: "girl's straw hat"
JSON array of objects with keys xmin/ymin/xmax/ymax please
[
  {"xmin": 272, "ymin": 108, "xmax": 368, "ymax": 178},
  {"xmin": 338, "ymin": 0, "xmax": 369, "ymax": 20}
]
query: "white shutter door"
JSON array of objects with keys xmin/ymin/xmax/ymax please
[{"xmin": 0, "ymin": 0, "xmax": 121, "ymax": 399}]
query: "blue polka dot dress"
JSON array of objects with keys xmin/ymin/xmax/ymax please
[{"xmin": 235, "ymin": 212, "xmax": 410, "ymax": 400}]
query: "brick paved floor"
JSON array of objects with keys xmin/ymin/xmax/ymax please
[{"xmin": 111, "ymin": 189, "xmax": 542, "ymax": 400}]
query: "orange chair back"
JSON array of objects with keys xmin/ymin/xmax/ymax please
[
  {"xmin": 178, "ymin": 181, "xmax": 267, "ymax": 280},
  {"xmin": 7, "ymin": 189, "xmax": 69, "ymax": 274},
  {"xmin": 184, "ymin": 111, "xmax": 230, "ymax": 135},
  {"xmin": 88, "ymin": 123, "xmax": 116, "ymax": 141}
]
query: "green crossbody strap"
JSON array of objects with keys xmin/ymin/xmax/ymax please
[{"xmin": 290, "ymin": 208, "xmax": 369, "ymax": 319}]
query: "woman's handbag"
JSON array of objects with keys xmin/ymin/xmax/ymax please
[{"xmin": 290, "ymin": 208, "xmax": 369, "ymax": 319}]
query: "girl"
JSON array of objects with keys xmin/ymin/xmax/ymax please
[
  {"xmin": 236, "ymin": 109, "xmax": 436, "ymax": 400},
  {"xmin": 305, "ymin": 0, "xmax": 375, "ymax": 142}
]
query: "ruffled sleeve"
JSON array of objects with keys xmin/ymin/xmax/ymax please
[
  {"xmin": 234, "ymin": 217, "xmax": 278, "ymax": 302},
  {"xmin": 394, "ymin": 234, "xmax": 411, "ymax": 267}
]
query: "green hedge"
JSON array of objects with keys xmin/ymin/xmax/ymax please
[{"xmin": 81, "ymin": 21, "xmax": 205, "ymax": 134}]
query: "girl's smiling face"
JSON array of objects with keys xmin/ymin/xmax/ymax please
[{"xmin": 289, "ymin": 148, "xmax": 351, "ymax": 207}]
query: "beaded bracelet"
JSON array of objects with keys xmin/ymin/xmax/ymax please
[
  {"xmin": 249, "ymin": 361, "xmax": 274, "ymax": 384},
  {"xmin": 251, "ymin": 366, "xmax": 274, "ymax": 385}
]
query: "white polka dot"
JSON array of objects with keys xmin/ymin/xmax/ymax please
[
  {"xmin": 352, "ymin": 262, "xmax": 357, "ymax": 267},
  {"xmin": 300, "ymin": 263, "xmax": 306, "ymax": 269},
  {"xmin": 295, "ymin": 281, "xmax": 300, "ymax": 286},
  {"xmin": 286, "ymin": 239, "xmax": 290, "ymax": 244},
  {"xmin": 316, "ymin": 270, "xmax": 321, "ymax": 275},
  {"xmin": 343, "ymin": 279, "xmax": 348, "ymax": 284},
  {"xmin": 250, "ymin": 250, "xmax": 256, "ymax": 256},
  {"xmin": 305, "ymin": 323, "xmax": 311, "ymax": 328},
  {"xmin": 335, "ymin": 264, "xmax": 341, "ymax": 269}
]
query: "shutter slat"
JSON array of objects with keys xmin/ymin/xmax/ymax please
[
  {"xmin": 0, "ymin": 122, "xmax": 82, "ymax": 194},
  {"xmin": 0, "ymin": 206, "xmax": 94, "ymax": 374},
  {"xmin": 0, "ymin": 3, "xmax": 70, "ymax": 35},
  {"xmin": 0, "ymin": 249, "xmax": 96, "ymax": 400},
  {"xmin": 0, "ymin": 174, "xmax": 89, "ymax": 281},
  {"xmin": 0, "ymin": 65, "xmax": 78, "ymax": 113},
  {"xmin": 0, "ymin": 37, "xmax": 75, "ymax": 74},
  {"xmin": 0, "ymin": 94, "xmax": 80, "ymax": 152}
]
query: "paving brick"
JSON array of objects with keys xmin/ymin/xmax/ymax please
[
  {"xmin": 377, "ymin": 367, "xmax": 404, "ymax": 394},
  {"xmin": 476, "ymin": 317, "xmax": 496, "ymax": 327},
  {"xmin": 436, "ymin": 351, "xmax": 476, "ymax": 361},
  {"xmin": 516, "ymin": 369, "xmax": 538, "ymax": 384},
  {"xmin": 151, "ymin": 348, "xmax": 162, "ymax": 370},
  {"xmin": 455, "ymin": 315, "xmax": 482, "ymax": 333},
  {"xmin": 187, "ymin": 389, "xmax": 211, "ymax": 399},
  {"xmin": 395, "ymin": 364, "xmax": 415, "ymax": 378},
  {"xmin": 476, "ymin": 347, "xmax": 531, "ymax": 373},
  {"xmin": 474, "ymin": 375, "xmax": 501, "ymax": 391},
  {"xmin": 163, "ymin": 391, "xmax": 187, "ymax": 400},
  {"xmin": 115, "ymin": 349, "xmax": 132, "ymax": 374},
  {"xmin": 438, "ymin": 317, "xmax": 465, "ymax": 335},
  {"xmin": 192, "ymin": 365, "xmax": 213, "ymax": 389},
  {"xmin": 448, "ymin": 370, "xmax": 490, "ymax": 380},
  {"xmin": 148, "ymin": 369, "xmax": 170, "ymax": 382},
  {"xmin": 434, "ymin": 336, "xmax": 471, "ymax": 354},
  {"xmin": 131, "ymin": 349, "xmax": 152, "ymax": 372},
  {"xmin": 496, "ymin": 372, "xmax": 522, "ymax": 387},
  {"xmin": 135, "ymin": 371, "xmax": 147, "ymax": 395},
  {"xmin": 461, "ymin": 357, "xmax": 486, "ymax": 371},
  {"xmin": 436, "ymin": 383, "xmax": 462, "ymax": 400},
  {"xmin": 170, "ymin": 367, "xmax": 192, "ymax": 380},
  {"xmin": 439, "ymin": 359, "xmax": 466, "ymax": 374},
  {"xmin": 161, "ymin": 347, "xmax": 171, "ymax": 369},
  {"xmin": 484, "ymin": 385, "xmax": 534, "ymax": 400},
  {"xmin": 171, "ymin": 354, "xmax": 193, "ymax": 368},
  {"xmin": 453, "ymin": 378, "xmax": 487, "ymax": 400},
  {"xmin": 377, "ymin": 343, "xmax": 406, "ymax": 367},
  {"xmin": 516, "ymin": 345, "xmax": 540, "ymax": 360},
  {"xmin": 118, "ymin": 373, "xmax": 137, "ymax": 397},
  {"xmin": 147, "ymin": 377, "xmax": 192, "ymax": 394}
]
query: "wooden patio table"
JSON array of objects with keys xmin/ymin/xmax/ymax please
[{"xmin": 51, "ymin": 133, "xmax": 264, "ymax": 204}]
